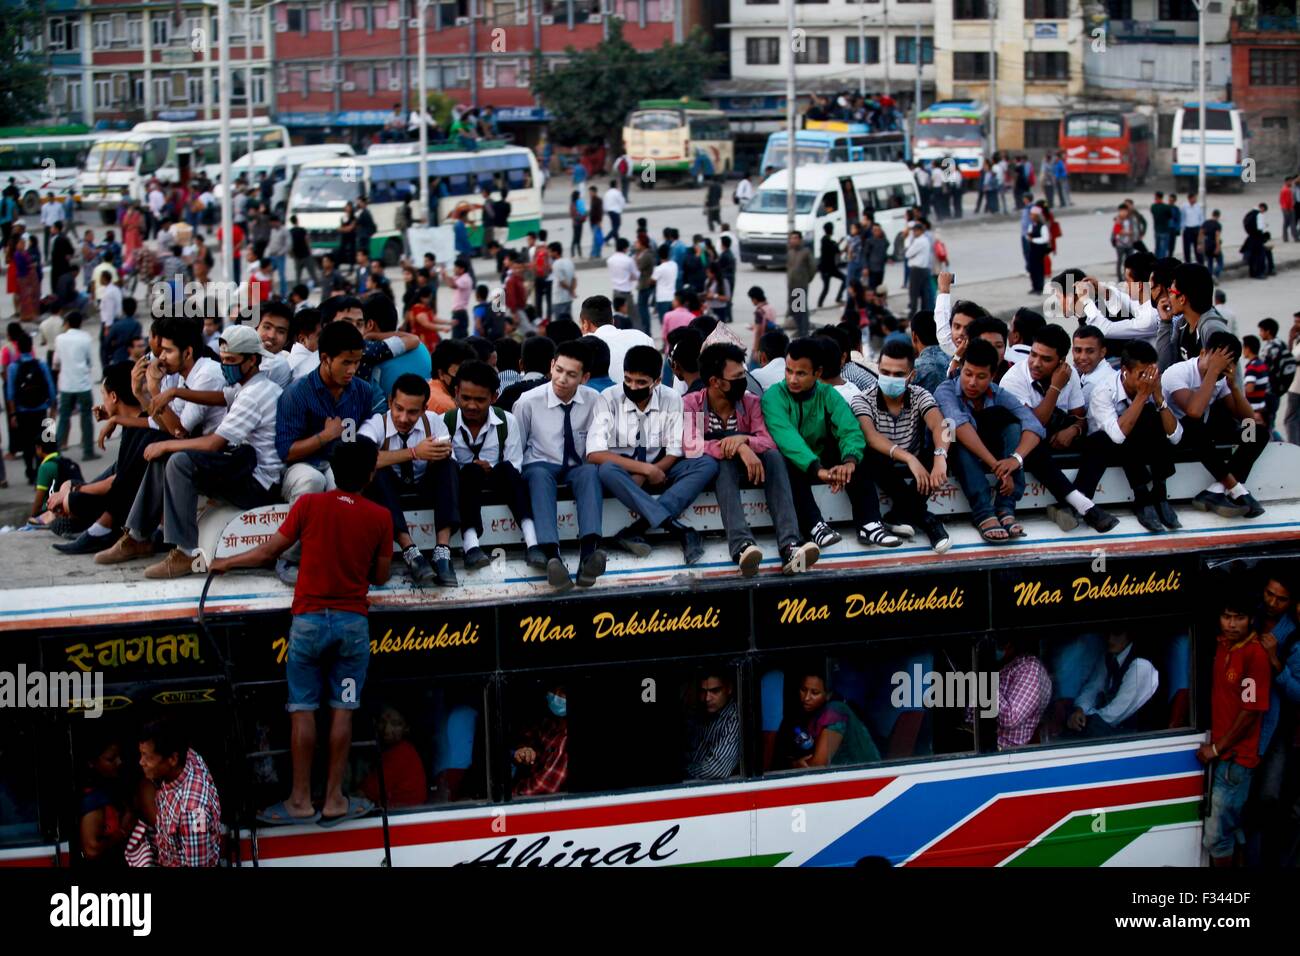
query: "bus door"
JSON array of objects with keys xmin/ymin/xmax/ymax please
[
  {"xmin": 177, "ymin": 148, "xmax": 193, "ymax": 188},
  {"xmin": 839, "ymin": 177, "xmax": 860, "ymax": 225}
]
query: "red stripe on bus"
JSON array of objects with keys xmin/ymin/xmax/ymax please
[
  {"xmin": 244, "ymin": 776, "xmax": 896, "ymax": 861},
  {"xmin": 905, "ymin": 774, "xmax": 1202, "ymax": 867}
]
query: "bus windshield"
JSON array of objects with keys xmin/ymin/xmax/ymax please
[
  {"xmin": 629, "ymin": 110, "xmax": 681, "ymax": 132},
  {"xmin": 765, "ymin": 145, "xmax": 829, "ymax": 169},
  {"xmin": 84, "ymin": 142, "xmax": 141, "ymax": 172},
  {"xmin": 1180, "ymin": 110, "xmax": 1233, "ymax": 132},
  {"xmin": 1065, "ymin": 113, "xmax": 1123, "ymax": 139},
  {"xmin": 915, "ymin": 121, "xmax": 982, "ymax": 143},
  {"xmin": 290, "ymin": 166, "xmax": 362, "ymax": 210},
  {"xmin": 749, "ymin": 189, "xmax": 818, "ymax": 214}
]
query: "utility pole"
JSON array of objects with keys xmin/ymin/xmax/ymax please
[
  {"xmin": 246, "ymin": 0, "xmax": 255, "ymax": 164},
  {"xmin": 219, "ymin": 0, "xmax": 233, "ymax": 285},
  {"xmin": 858, "ymin": 0, "xmax": 866, "ymax": 98},
  {"xmin": 914, "ymin": 20, "xmax": 922, "ymax": 119},
  {"xmin": 1195, "ymin": 0, "xmax": 1207, "ymax": 200},
  {"xmin": 786, "ymin": 0, "xmax": 796, "ymax": 236},
  {"xmin": 988, "ymin": 0, "xmax": 998, "ymax": 156},
  {"xmin": 418, "ymin": 0, "xmax": 429, "ymax": 227},
  {"xmin": 882, "ymin": 0, "xmax": 890, "ymax": 97}
]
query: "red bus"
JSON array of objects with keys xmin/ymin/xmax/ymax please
[{"xmin": 1059, "ymin": 110, "xmax": 1152, "ymax": 188}]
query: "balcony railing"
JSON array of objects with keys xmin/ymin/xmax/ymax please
[{"xmin": 1233, "ymin": 13, "xmax": 1300, "ymax": 32}]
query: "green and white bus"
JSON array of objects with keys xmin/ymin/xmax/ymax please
[
  {"xmin": 0, "ymin": 125, "xmax": 97, "ymax": 214},
  {"xmin": 286, "ymin": 142, "xmax": 543, "ymax": 265}
]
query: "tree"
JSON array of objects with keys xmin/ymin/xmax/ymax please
[
  {"xmin": 0, "ymin": 1, "xmax": 48, "ymax": 126},
  {"xmin": 531, "ymin": 20, "xmax": 722, "ymax": 147}
]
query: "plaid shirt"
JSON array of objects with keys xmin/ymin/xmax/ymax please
[
  {"xmin": 998, "ymin": 655, "xmax": 1052, "ymax": 750},
  {"xmin": 513, "ymin": 720, "xmax": 569, "ymax": 797},
  {"xmin": 153, "ymin": 749, "xmax": 222, "ymax": 867}
]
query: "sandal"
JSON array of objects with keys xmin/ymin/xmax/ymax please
[
  {"xmin": 997, "ymin": 513, "xmax": 1026, "ymax": 538},
  {"xmin": 976, "ymin": 517, "xmax": 1010, "ymax": 545}
]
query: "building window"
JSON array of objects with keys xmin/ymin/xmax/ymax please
[
  {"xmin": 746, "ymin": 37, "xmax": 781, "ymax": 65},
  {"xmin": 152, "ymin": 77, "xmax": 170, "ymax": 106},
  {"xmin": 1157, "ymin": 0, "xmax": 1197, "ymax": 20},
  {"xmin": 953, "ymin": 51, "xmax": 994, "ymax": 80},
  {"xmin": 794, "ymin": 37, "xmax": 830, "ymax": 65},
  {"xmin": 845, "ymin": 36, "xmax": 880, "ymax": 64},
  {"xmin": 796, "ymin": 0, "xmax": 828, "ymax": 4},
  {"xmin": 69, "ymin": 80, "xmax": 83, "ymax": 112},
  {"xmin": 92, "ymin": 18, "xmax": 111, "ymax": 49},
  {"xmin": 895, "ymin": 36, "xmax": 934, "ymax": 65},
  {"xmin": 286, "ymin": 7, "xmax": 305, "ymax": 31},
  {"xmin": 1190, "ymin": 58, "xmax": 1211, "ymax": 85},
  {"xmin": 48, "ymin": 16, "xmax": 82, "ymax": 52},
  {"xmin": 94, "ymin": 78, "xmax": 112, "ymax": 109},
  {"xmin": 1249, "ymin": 48, "xmax": 1300, "ymax": 87},
  {"xmin": 1026, "ymin": 51, "xmax": 1069, "ymax": 81},
  {"xmin": 1025, "ymin": 0, "xmax": 1068, "ymax": 17},
  {"xmin": 151, "ymin": 18, "xmax": 171, "ymax": 46},
  {"xmin": 1106, "ymin": 0, "xmax": 1132, "ymax": 18},
  {"xmin": 954, "ymin": 0, "xmax": 989, "ymax": 18},
  {"xmin": 1262, "ymin": 116, "xmax": 1289, "ymax": 130},
  {"xmin": 128, "ymin": 15, "xmax": 144, "ymax": 47},
  {"xmin": 746, "ymin": 0, "xmax": 779, "ymax": 4},
  {"xmin": 1024, "ymin": 118, "xmax": 1058, "ymax": 148}
]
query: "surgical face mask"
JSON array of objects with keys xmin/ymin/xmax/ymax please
[
  {"xmin": 725, "ymin": 378, "xmax": 748, "ymax": 402},
  {"xmin": 221, "ymin": 361, "xmax": 245, "ymax": 386},
  {"xmin": 546, "ymin": 692, "xmax": 567, "ymax": 718},
  {"xmin": 994, "ymin": 645, "xmax": 1007, "ymax": 664},
  {"xmin": 623, "ymin": 384, "xmax": 652, "ymax": 404},
  {"xmin": 878, "ymin": 373, "xmax": 908, "ymax": 398}
]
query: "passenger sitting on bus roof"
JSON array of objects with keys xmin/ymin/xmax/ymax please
[
  {"xmin": 1065, "ymin": 254, "xmax": 1162, "ymax": 349},
  {"xmin": 360, "ymin": 707, "xmax": 428, "ymax": 810},
  {"xmin": 136, "ymin": 717, "xmax": 222, "ymax": 866},
  {"xmin": 512, "ymin": 684, "xmax": 570, "ymax": 798},
  {"xmin": 210, "ymin": 437, "xmax": 390, "ymax": 828},
  {"xmin": 990, "ymin": 634, "xmax": 1052, "ymax": 751},
  {"xmin": 762, "ymin": 337, "xmax": 900, "ymax": 552},
  {"xmin": 965, "ymin": 315, "xmax": 1012, "ymax": 383},
  {"xmin": 779, "ymin": 670, "xmax": 881, "ymax": 770},
  {"xmin": 588, "ymin": 343, "xmax": 718, "ymax": 567},
  {"xmin": 1161, "ymin": 331, "xmax": 1267, "ymax": 519},
  {"xmin": 1075, "ymin": 340, "xmax": 1183, "ymax": 533},
  {"xmin": 321, "ymin": 293, "xmax": 423, "ymax": 388},
  {"xmin": 359, "ymin": 373, "xmax": 458, "ymax": 588},
  {"xmin": 932, "ymin": 272, "xmax": 987, "ymax": 365},
  {"xmin": 1065, "ymin": 630, "xmax": 1160, "ymax": 738},
  {"xmin": 817, "ymin": 322, "xmax": 876, "ymax": 393},
  {"xmin": 750, "ymin": 328, "xmax": 789, "ymax": 393},
  {"xmin": 1159, "ymin": 262, "xmax": 1232, "ymax": 369},
  {"xmin": 685, "ymin": 672, "xmax": 742, "ymax": 781},
  {"xmin": 1199, "ymin": 594, "xmax": 1271, "ymax": 867},
  {"xmin": 1068, "ymin": 326, "xmax": 1110, "ymax": 409},
  {"xmin": 579, "ymin": 334, "xmax": 613, "ymax": 393},
  {"xmin": 445, "ymin": 359, "xmax": 533, "ymax": 571},
  {"xmin": 288, "ymin": 307, "xmax": 322, "ymax": 381},
  {"xmin": 495, "ymin": 335, "xmax": 554, "ymax": 413},
  {"xmin": 514, "ymin": 339, "xmax": 607, "ymax": 592},
  {"xmin": 425, "ymin": 338, "xmax": 473, "ymax": 415},
  {"xmin": 853, "ymin": 338, "xmax": 953, "ymax": 555},
  {"xmin": 79, "ymin": 732, "xmax": 136, "ymax": 867},
  {"xmin": 254, "ymin": 300, "xmax": 295, "ymax": 388},
  {"xmin": 995, "ymin": 324, "xmax": 1120, "ymax": 535}
]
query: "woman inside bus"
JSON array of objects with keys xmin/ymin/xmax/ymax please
[
  {"xmin": 79, "ymin": 734, "xmax": 136, "ymax": 867},
  {"xmin": 779, "ymin": 671, "xmax": 881, "ymax": 770},
  {"xmin": 702, "ymin": 261, "xmax": 731, "ymax": 325},
  {"xmin": 337, "ymin": 200, "xmax": 358, "ymax": 275},
  {"xmin": 359, "ymin": 707, "xmax": 428, "ymax": 809}
]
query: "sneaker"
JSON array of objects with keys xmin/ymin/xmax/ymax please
[
  {"xmin": 1082, "ymin": 506, "xmax": 1118, "ymax": 533},
  {"xmin": 736, "ymin": 542, "xmax": 763, "ymax": 578},
  {"xmin": 94, "ymin": 532, "xmax": 155, "ymax": 565},
  {"xmin": 144, "ymin": 547, "xmax": 199, "ymax": 580},
  {"xmin": 432, "ymin": 549, "xmax": 459, "ymax": 588},
  {"xmin": 1155, "ymin": 500, "xmax": 1182, "ymax": 529},
  {"xmin": 613, "ymin": 525, "xmax": 653, "ymax": 558},
  {"xmin": 1237, "ymin": 493, "xmax": 1266, "ymax": 519},
  {"xmin": 463, "ymin": 546, "xmax": 492, "ymax": 570},
  {"xmin": 524, "ymin": 545, "xmax": 549, "ymax": 569},
  {"xmin": 922, "ymin": 516, "xmax": 951, "ymax": 554},
  {"xmin": 857, "ymin": 523, "xmax": 903, "ymax": 548},
  {"xmin": 275, "ymin": 557, "xmax": 300, "ymax": 586},
  {"xmin": 810, "ymin": 521, "xmax": 841, "ymax": 548},
  {"xmin": 1046, "ymin": 503, "xmax": 1081, "ymax": 532},
  {"xmin": 1134, "ymin": 504, "xmax": 1164, "ymax": 533},
  {"xmin": 576, "ymin": 549, "xmax": 607, "ymax": 588},
  {"xmin": 546, "ymin": 557, "xmax": 574, "ymax": 592},
  {"xmin": 671, "ymin": 522, "xmax": 704, "ymax": 566},
  {"xmin": 1192, "ymin": 489, "xmax": 1248, "ymax": 518},
  {"xmin": 54, "ymin": 528, "xmax": 117, "ymax": 555},
  {"xmin": 402, "ymin": 546, "xmax": 437, "ymax": 585},
  {"xmin": 780, "ymin": 541, "xmax": 820, "ymax": 575}
]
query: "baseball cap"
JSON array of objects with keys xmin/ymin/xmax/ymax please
[{"xmin": 220, "ymin": 324, "xmax": 272, "ymax": 358}]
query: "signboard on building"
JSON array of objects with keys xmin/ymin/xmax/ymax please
[{"xmin": 1034, "ymin": 23, "xmax": 1059, "ymax": 38}]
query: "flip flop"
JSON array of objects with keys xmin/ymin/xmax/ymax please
[
  {"xmin": 257, "ymin": 800, "xmax": 320, "ymax": 826},
  {"xmin": 318, "ymin": 795, "xmax": 374, "ymax": 828},
  {"xmin": 976, "ymin": 518, "xmax": 1010, "ymax": 545}
]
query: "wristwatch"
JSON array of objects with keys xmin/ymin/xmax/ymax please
[
  {"xmin": 1157, "ymin": 400, "xmax": 1169, "ymax": 411},
  {"xmin": 933, "ymin": 448, "xmax": 947, "ymax": 458},
  {"xmin": 1011, "ymin": 452, "xmax": 1024, "ymax": 466}
]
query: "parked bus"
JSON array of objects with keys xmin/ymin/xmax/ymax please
[
  {"xmin": 209, "ymin": 144, "xmax": 356, "ymax": 218},
  {"xmin": 0, "ymin": 126, "xmax": 97, "ymax": 214},
  {"xmin": 758, "ymin": 122, "xmax": 908, "ymax": 176},
  {"xmin": 736, "ymin": 162, "xmax": 917, "ymax": 268},
  {"xmin": 1060, "ymin": 110, "xmax": 1153, "ymax": 189},
  {"xmin": 913, "ymin": 101, "xmax": 988, "ymax": 183},
  {"xmin": 286, "ymin": 142, "xmax": 542, "ymax": 265},
  {"xmin": 1171, "ymin": 102, "xmax": 1250, "ymax": 192},
  {"xmin": 76, "ymin": 118, "xmax": 290, "ymax": 223},
  {"xmin": 623, "ymin": 99, "xmax": 734, "ymax": 187}
]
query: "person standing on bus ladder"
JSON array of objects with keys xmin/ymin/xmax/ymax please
[
  {"xmin": 211, "ymin": 437, "xmax": 390, "ymax": 828},
  {"xmin": 1198, "ymin": 595, "xmax": 1271, "ymax": 867},
  {"xmin": 603, "ymin": 179, "xmax": 625, "ymax": 243},
  {"xmin": 1179, "ymin": 192, "xmax": 1205, "ymax": 264},
  {"xmin": 587, "ymin": 185, "xmax": 605, "ymax": 259}
]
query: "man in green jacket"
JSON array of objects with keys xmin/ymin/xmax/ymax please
[{"xmin": 761, "ymin": 338, "xmax": 902, "ymax": 550}]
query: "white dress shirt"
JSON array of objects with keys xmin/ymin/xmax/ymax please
[
  {"xmin": 41, "ymin": 201, "xmax": 64, "ymax": 227},
  {"xmin": 260, "ymin": 351, "xmax": 294, "ymax": 389},
  {"xmin": 1074, "ymin": 643, "xmax": 1160, "ymax": 727},
  {"xmin": 586, "ymin": 383, "xmax": 684, "ymax": 460},
  {"xmin": 515, "ymin": 382, "xmax": 601, "ymax": 467},
  {"xmin": 651, "ymin": 260, "xmax": 678, "ymax": 302},
  {"xmin": 1161, "ymin": 357, "xmax": 1228, "ymax": 421},
  {"xmin": 448, "ymin": 407, "xmax": 523, "ymax": 471},
  {"xmin": 359, "ymin": 407, "xmax": 450, "ymax": 481},
  {"xmin": 1087, "ymin": 366, "xmax": 1183, "ymax": 445},
  {"xmin": 606, "ymin": 251, "xmax": 639, "ymax": 294},
  {"xmin": 216, "ymin": 372, "xmax": 284, "ymax": 490},
  {"xmin": 99, "ymin": 283, "xmax": 123, "ymax": 328},
  {"xmin": 592, "ymin": 323, "xmax": 654, "ymax": 385},
  {"xmin": 735, "ymin": 179, "xmax": 754, "ymax": 205},
  {"xmin": 1082, "ymin": 287, "xmax": 1160, "ymax": 342},
  {"xmin": 999, "ymin": 358, "xmax": 1084, "ymax": 412},
  {"xmin": 288, "ymin": 342, "xmax": 320, "ymax": 380},
  {"xmin": 603, "ymin": 187, "xmax": 627, "ymax": 216},
  {"xmin": 1180, "ymin": 202, "xmax": 1205, "ymax": 229},
  {"xmin": 904, "ymin": 231, "xmax": 933, "ymax": 270},
  {"xmin": 54, "ymin": 328, "xmax": 95, "ymax": 394},
  {"xmin": 751, "ymin": 357, "xmax": 787, "ymax": 391}
]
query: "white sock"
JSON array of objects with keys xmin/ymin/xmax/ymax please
[
  {"xmin": 1226, "ymin": 484, "xmax": 1249, "ymax": 500},
  {"xmin": 128, "ymin": 529, "xmax": 148, "ymax": 542},
  {"xmin": 1207, "ymin": 481, "xmax": 1226, "ymax": 495},
  {"xmin": 462, "ymin": 528, "xmax": 480, "ymax": 551},
  {"xmin": 521, "ymin": 518, "xmax": 538, "ymax": 548},
  {"xmin": 1066, "ymin": 490, "xmax": 1092, "ymax": 513},
  {"xmin": 87, "ymin": 522, "xmax": 112, "ymax": 538}
]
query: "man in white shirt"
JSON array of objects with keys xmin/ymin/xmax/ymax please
[
  {"xmin": 904, "ymin": 222, "xmax": 934, "ymax": 316},
  {"xmin": 40, "ymin": 192, "xmax": 64, "ymax": 258},
  {"xmin": 253, "ymin": 300, "xmax": 296, "ymax": 388},
  {"xmin": 603, "ymin": 180, "xmax": 627, "ymax": 242},
  {"xmin": 53, "ymin": 311, "xmax": 98, "ymax": 462},
  {"xmin": 1065, "ymin": 257, "xmax": 1160, "ymax": 347},
  {"xmin": 1078, "ymin": 339, "xmax": 1183, "ymax": 531},
  {"xmin": 1179, "ymin": 192, "xmax": 1205, "ymax": 263},
  {"xmin": 1070, "ymin": 325, "xmax": 1109, "ymax": 408},
  {"xmin": 288, "ymin": 306, "xmax": 321, "ymax": 380},
  {"xmin": 548, "ymin": 242, "xmax": 577, "ymax": 320},
  {"xmin": 587, "ymin": 343, "xmax": 718, "ymax": 565},
  {"xmin": 1161, "ymin": 331, "xmax": 1267, "ymax": 518},
  {"xmin": 650, "ymin": 248, "xmax": 679, "ymax": 322},
  {"xmin": 734, "ymin": 175, "xmax": 754, "ymax": 209},
  {"xmin": 605, "ymin": 238, "xmax": 640, "ymax": 301},
  {"xmin": 578, "ymin": 294, "xmax": 653, "ymax": 384},
  {"xmin": 514, "ymin": 339, "xmax": 607, "ymax": 591},
  {"xmin": 1066, "ymin": 630, "xmax": 1160, "ymax": 736},
  {"xmin": 98, "ymin": 270, "xmax": 124, "ymax": 329},
  {"xmin": 147, "ymin": 184, "xmax": 166, "ymax": 236}
]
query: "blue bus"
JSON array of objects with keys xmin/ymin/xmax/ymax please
[{"xmin": 759, "ymin": 122, "xmax": 909, "ymax": 176}]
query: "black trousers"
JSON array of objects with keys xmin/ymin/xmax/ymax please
[
  {"xmin": 455, "ymin": 460, "xmax": 531, "ymax": 536},
  {"xmin": 1074, "ymin": 407, "xmax": 1177, "ymax": 504},
  {"xmin": 14, "ymin": 409, "xmax": 45, "ymax": 480},
  {"xmin": 784, "ymin": 457, "xmax": 881, "ymax": 535},
  {"xmin": 1179, "ymin": 405, "xmax": 1269, "ymax": 485},
  {"xmin": 368, "ymin": 459, "xmax": 458, "ymax": 539},
  {"xmin": 94, "ymin": 426, "xmax": 173, "ymax": 527},
  {"xmin": 862, "ymin": 448, "xmax": 935, "ymax": 525},
  {"xmin": 1024, "ymin": 436, "xmax": 1083, "ymax": 506}
]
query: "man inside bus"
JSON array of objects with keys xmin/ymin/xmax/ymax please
[
  {"xmin": 1064, "ymin": 630, "xmax": 1159, "ymax": 737},
  {"xmin": 514, "ymin": 339, "xmax": 606, "ymax": 592},
  {"xmin": 136, "ymin": 717, "xmax": 222, "ymax": 866},
  {"xmin": 684, "ymin": 671, "xmax": 742, "ymax": 781},
  {"xmin": 1161, "ymin": 331, "xmax": 1267, "ymax": 519},
  {"xmin": 588, "ymin": 344, "xmax": 718, "ymax": 566},
  {"xmin": 990, "ymin": 633, "xmax": 1053, "ymax": 750},
  {"xmin": 512, "ymin": 684, "xmax": 569, "ymax": 797},
  {"xmin": 1253, "ymin": 575, "xmax": 1297, "ymax": 861}
]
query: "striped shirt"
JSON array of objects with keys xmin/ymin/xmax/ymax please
[
  {"xmin": 217, "ymin": 372, "xmax": 284, "ymax": 490},
  {"xmin": 840, "ymin": 361, "xmax": 877, "ymax": 392},
  {"xmin": 275, "ymin": 367, "xmax": 387, "ymax": 465},
  {"xmin": 851, "ymin": 383, "xmax": 936, "ymax": 455},
  {"xmin": 685, "ymin": 699, "xmax": 742, "ymax": 780}
]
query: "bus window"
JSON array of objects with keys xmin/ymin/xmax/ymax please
[
  {"xmin": 0, "ymin": 714, "xmax": 42, "ymax": 848},
  {"xmin": 139, "ymin": 138, "xmax": 169, "ymax": 174},
  {"xmin": 70, "ymin": 723, "xmax": 143, "ymax": 866},
  {"xmin": 818, "ymin": 192, "xmax": 838, "ymax": 216},
  {"xmin": 505, "ymin": 169, "xmax": 527, "ymax": 191},
  {"xmin": 1179, "ymin": 109, "xmax": 1233, "ymax": 132},
  {"xmin": 289, "ymin": 166, "xmax": 362, "ymax": 211}
]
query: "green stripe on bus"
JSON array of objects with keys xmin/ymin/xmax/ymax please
[
  {"xmin": 673, "ymin": 852, "xmax": 791, "ymax": 868},
  {"xmin": 1006, "ymin": 801, "xmax": 1201, "ymax": 867},
  {"xmin": 367, "ymin": 218, "xmax": 544, "ymax": 259}
]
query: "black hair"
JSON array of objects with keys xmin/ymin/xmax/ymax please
[
  {"xmin": 317, "ymin": 319, "xmax": 364, "ymax": 358},
  {"xmin": 465, "ymin": 335, "xmax": 496, "ymax": 363},
  {"xmin": 689, "ymin": 315, "xmax": 718, "ymax": 339},
  {"xmin": 1204, "ymin": 330, "xmax": 1242, "ymax": 361},
  {"xmin": 748, "ymin": 285, "xmax": 766, "ymax": 302},
  {"xmin": 623, "ymin": 344, "xmax": 663, "ymax": 380},
  {"xmin": 910, "ymin": 310, "xmax": 938, "ymax": 347},
  {"xmin": 1152, "ymin": 256, "xmax": 1181, "ymax": 290},
  {"xmin": 291, "ymin": 283, "xmax": 310, "ymax": 300},
  {"xmin": 962, "ymin": 338, "xmax": 999, "ymax": 371},
  {"xmin": 493, "ymin": 335, "xmax": 521, "ymax": 372},
  {"xmin": 759, "ymin": 329, "xmax": 789, "ymax": 359},
  {"xmin": 138, "ymin": 717, "xmax": 188, "ymax": 766},
  {"xmin": 259, "ymin": 299, "xmax": 293, "ymax": 325},
  {"xmin": 521, "ymin": 335, "xmax": 557, "ymax": 374},
  {"xmin": 121, "ymin": 296, "xmax": 137, "ymax": 317},
  {"xmin": 785, "ymin": 337, "xmax": 825, "ymax": 373},
  {"xmin": 290, "ymin": 307, "xmax": 321, "ymax": 342},
  {"xmin": 1072, "ymin": 324, "xmax": 1105, "ymax": 346},
  {"xmin": 361, "ymin": 292, "xmax": 399, "ymax": 333},
  {"xmin": 1173, "ymin": 262, "xmax": 1214, "ymax": 313},
  {"xmin": 546, "ymin": 317, "xmax": 581, "ymax": 345},
  {"xmin": 391, "ymin": 372, "xmax": 431, "ymax": 403},
  {"xmin": 1120, "ymin": 339, "xmax": 1159, "ymax": 369},
  {"xmin": 668, "ymin": 328, "xmax": 703, "ymax": 374},
  {"xmin": 319, "ymin": 295, "xmax": 361, "ymax": 324},
  {"xmin": 555, "ymin": 338, "xmax": 590, "ymax": 373},
  {"xmin": 1033, "ymin": 324, "xmax": 1071, "ymax": 360},
  {"xmin": 155, "ymin": 316, "xmax": 200, "ymax": 357},
  {"xmin": 331, "ymin": 435, "xmax": 380, "ymax": 493},
  {"xmin": 431, "ymin": 339, "xmax": 475, "ymax": 375},
  {"xmin": 952, "ymin": 299, "xmax": 989, "ymax": 324},
  {"xmin": 880, "ymin": 337, "xmax": 916, "ymax": 367},
  {"xmin": 1259, "ymin": 318, "xmax": 1280, "ymax": 337},
  {"xmin": 969, "ymin": 315, "xmax": 1009, "ymax": 344},
  {"xmin": 102, "ymin": 362, "xmax": 138, "ymax": 407},
  {"xmin": 1244, "ymin": 334, "xmax": 1262, "ymax": 356},
  {"xmin": 579, "ymin": 334, "xmax": 611, "ymax": 378},
  {"xmin": 699, "ymin": 342, "xmax": 747, "ymax": 382},
  {"xmin": 1010, "ymin": 309, "xmax": 1046, "ymax": 345},
  {"xmin": 1124, "ymin": 250, "xmax": 1156, "ymax": 282},
  {"xmin": 64, "ymin": 311, "xmax": 83, "ymax": 329},
  {"xmin": 453, "ymin": 359, "xmax": 500, "ymax": 395}
]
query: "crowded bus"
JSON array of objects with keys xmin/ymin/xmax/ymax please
[
  {"xmin": 1171, "ymin": 102, "xmax": 1250, "ymax": 192},
  {"xmin": 623, "ymin": 99, "xmax": 734, "ymax": 186},
  {"xmin": 758, "ymin": 122, "xmax": 909, "ymax": 176},
  {"xmin": 0, "ymin": 126, "xmax": 97, "ymax": 214},
  {"xmin": 1060, "ymin": 110, "xmax": 1153, "ymax": 189},
  {"xmin": 912, "ymin": 101, "xmax": 988, "ymax": 182},
  {"xmin": 209, "ymin": 143, "xmax": 356, "ymax": 218},
  {"xmin": 286, "ymin": 142, "xmax": 542, "ymax": 264}
]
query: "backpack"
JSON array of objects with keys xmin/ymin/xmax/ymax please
[
  {"xmin": 53, "ymin": 455, "xmax": 84, "ymax": 488},
  {"xmin": 12, "ymin": 359, "xmax": 50, "ymax": 409},
  {"xmin": 443, "ymin": 409, "xmax": 508, "ymax": 460},
  {"xmin": 1266, "ymin": 341, "xmax": 1296, "ymax": 395}
]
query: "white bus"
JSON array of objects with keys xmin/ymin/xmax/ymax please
[
  {"xmin": 76, "ymin": 118, "xmax": 290, "ymax": 223},
  {"xmin": 1171, "ymin": 102, "xmax": 1249, "ymax": 193},
  {"xmin": 209, "ymin": 144, "xmax": 356, "ymax": 218},
  {"xmin": 287, "ymin": 143, "xmax": 543, "ymax": 265},
  {"xmin": 0, "ymin": 128, "xmax": 98, "ymax": 214}
]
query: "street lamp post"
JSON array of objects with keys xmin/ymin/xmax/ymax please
[
  {"xmin": 417, "ymin": 0, "xmax": 430, "ymax": 228},
  {"xmin": 786, "ymin": 0, "xmax": 797, "ymax": 236},
  {"xmin": 218, "ymin": 0, "xmax": 233, "ymax": 285},
  {"xmin": 1194, "ymin": 0, "xmax": 1207, "ymax": 200},
  {"xmin": 988, "ymin": 0, "xmax": 998, "ymax": 156}
]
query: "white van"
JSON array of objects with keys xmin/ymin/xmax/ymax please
[
  {"xmin": 1171, "ymin": 103, "xmax": 1249, "ymax": 192},
  {"xmin": 209, "ymin": 144, "xmax": 356, "ymax": 216},
  {"xmin": 736, "ymin": 162, "xmax": 919, "ymax": 268}
]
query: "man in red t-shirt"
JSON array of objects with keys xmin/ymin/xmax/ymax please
[
  {"xmin": 1197, "ymin": 596, "xmax": 1271, "ymax": 866},
  {"xmin": 212, "ymin": 436, "xmax": 392, "ymax": 827}
]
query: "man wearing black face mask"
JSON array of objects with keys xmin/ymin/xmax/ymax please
[
  {"xmin": 684, "ymin": 344, "xmax": 819, "ymax": 577},
  {"xmin": 586, "ymin": 345, "xmax": 720, "ymax": 565}
]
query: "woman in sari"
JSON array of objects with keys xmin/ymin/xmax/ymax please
[
  {"xmin": 122, "ymin": 202, "xmax": 144, "ymax": 269},
  {"xmin": 14, "ymin": 236, "xmax": 40, "ymax": 322}
]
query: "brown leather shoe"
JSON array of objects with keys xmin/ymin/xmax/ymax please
[
  {"xmin": 94, "ymin": 532, "xmax": 156, "ymax": 565},
  {"xmin": 144, "ymin": 547, "xmax": 198, "ymax": 579}
]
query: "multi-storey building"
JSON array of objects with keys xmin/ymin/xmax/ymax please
[{"xmin": 1230, "ymin": 4, "xmax": 1300, "ymax": 173}]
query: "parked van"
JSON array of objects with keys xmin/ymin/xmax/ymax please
[
  {"xmin": 735, "ymin": 162, "xmax": 919, "ymax": 268},
  {"xmin": 1171, "ymin": 102, "xmax": 1249, "ymax": 192},
  {"xmin": 210, "ymin": 144, "xmax": 356, "ymax": 216}
]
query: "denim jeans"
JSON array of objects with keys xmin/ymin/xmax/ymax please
[
  {"xmin": 286, "ymin": 609, "xmax": 371, "ymax": 712},
  {"xmin": 523, "ymin": 461, "xmax": 603, "ymax": 545},
  {"xmin": 948, "ymin": 412, "xmax": 1026, "ymax": 524},
  {"xmin": 636, "ymin": 287, "xmax": 655, "ymax": 335},
  {"xmin": 597, "ymin": 455, "xmax": 719, "ymax": 531},
  {"xmin": 714, "ymin": 450, "xmax": 801, "ymax": 557},
  {"xmin": 55, "ymin": 391, "xmax": 94, "ymax": 458},
  {"xmin": 1203, "ymin": 759, "xmax": 1254, "ymax": 859},
  {"xmin": 590, "ymin": 225, "xmax": 605, "ymax": 258},
  {"xmin": 271, "ymin": 254, "xmax": 287, "ymax": 296}
]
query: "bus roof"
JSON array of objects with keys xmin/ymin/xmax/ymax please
[
  {"xmin": 0, "ymin": 124, "xmax": 92, "ymax": 139},
  {"xmin": 925, "ymin": 100, "xmax": 983, "ymax": 112},
  {"xmin": 225, "ymin": 144, "xmax": 355, "ymax": 168},
  {"xmin": 0, "ymin": 132, "xmax": 99, "ymax": 147},
  {"xmin": 132, "ymin": 118, "xmax": 279, "ymax": 132},
  {"xmin": 802, "ymin": 120, "xmax": 874, "ymax": 134},
  {"xmin": 635, "ymin": 99, "xmax": 714, "ymax": 112},
  {"xmin": 1180, "ymin": 102, "xmax": 1236, "ymax": 110},
  {"xmin": 756, "ymin": 161, "xmax": 913, "ymax": 191},
  {"xmin": 365, "ymin": 139, "xmax": 513, "ymax": 157}
]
